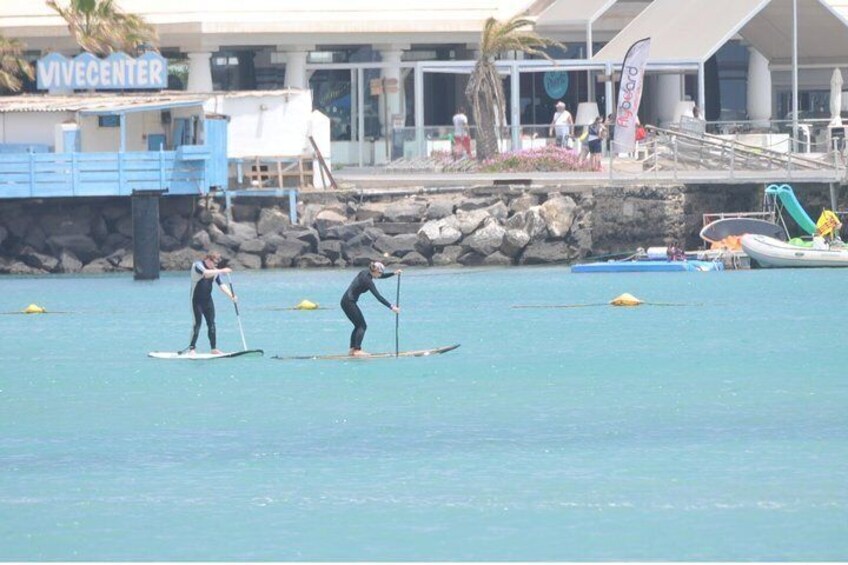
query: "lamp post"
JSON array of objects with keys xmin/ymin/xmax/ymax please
[{"xmin": 792, "ymin": 0, "xmax": 799, "ymax": 152}]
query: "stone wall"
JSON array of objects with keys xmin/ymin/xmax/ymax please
[{"xmin": 1, "ymin": 182, "xmax": 826, "ymax": 275}]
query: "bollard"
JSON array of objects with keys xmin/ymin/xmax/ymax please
[{"xmin": 131, "ymin": 189, "xmax": 167, "ymax": 280}]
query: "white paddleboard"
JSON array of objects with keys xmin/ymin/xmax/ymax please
[
  {"xmin": 272, "ymin": 344, "xmax": 460, "ymax": 361},
  {"xmin": 148, "ymin": 349, "xmax": 264, "ymax": 360}
]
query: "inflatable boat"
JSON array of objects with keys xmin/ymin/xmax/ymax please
[{"xmin": 740, "ymin": 234, "xmax": 848, "ymax": 268}]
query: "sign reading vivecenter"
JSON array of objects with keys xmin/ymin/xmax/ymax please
[{"xmin": 37, "ymin": 52, "xmax": 167, "ymax": 91}]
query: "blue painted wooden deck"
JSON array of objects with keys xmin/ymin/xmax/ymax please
[{"xmin": 0, "ymin": 148, "xmax": 212, "ymax": 198}]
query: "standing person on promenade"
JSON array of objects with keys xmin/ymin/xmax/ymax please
[
  {"xmin": 585, "ymin": 115, "xmax": 605, "ymax": 170},
  {"xmin": 187, "ymin": 252, "xmax": 236, "ymax": 355},
  {"xmin": 452, "ymin": 107, "xmax": 473, "ymax": 158},
  {"xmin": 340, "ymin": 261, "xmax": 401, "ymax": 357},
  {"xmin": 549, "ymin": 101, "xmax": 574, "ymax": 148}
]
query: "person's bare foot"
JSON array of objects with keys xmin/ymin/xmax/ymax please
[
  {"xmin": 351, "ymin": 349, "xmax": 370, "ymax": 357},
  {"xmin": 184, "ymin": 348, "xmax": 196, "ymax": 357},
  {"xmin": 211, "ymin": 349, "xmax": 224, "ymax": 355}
]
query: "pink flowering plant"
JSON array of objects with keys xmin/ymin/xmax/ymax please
[{"xmin": 480, "ymin": 146, "xmax": 598, "ymax": 173}]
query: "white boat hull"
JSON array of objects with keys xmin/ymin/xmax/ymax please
[{"xmin": 740, "ymin": 234, "xmax": 848, "ymax": 268}]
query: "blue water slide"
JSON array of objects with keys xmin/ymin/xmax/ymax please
[{"xmin": 765, "ymin": 184, "xmax": 816, "ymax": 235}]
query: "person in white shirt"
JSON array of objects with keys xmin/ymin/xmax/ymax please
[
  {"xmin": 548, "ymin": 101, "xmax": 574, "ymax": 148},
  {"xmin": 452, "ymin": 107, "xmax": 472, "ymax": 158}
]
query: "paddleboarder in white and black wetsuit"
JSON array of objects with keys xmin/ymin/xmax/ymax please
[
  {"xmin": 340, "ymin": 261, "xmax": 401, "ymax": 357},
  {"xmin": 187, "ymin": 252, "xmax": 236, "ymax": 356}
]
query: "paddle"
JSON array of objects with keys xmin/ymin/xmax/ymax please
[
  {"xmin": 226, "ymin": 274, "xmax": 248, "ymax": 351},
  {"xmin": 395, "ymin": 272, "xmax": 401, "ymax": 358}
]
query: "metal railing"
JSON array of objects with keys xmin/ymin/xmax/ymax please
[{"xmin": 0, "ymin": 148, "xmax": 210, "ymax": 199}]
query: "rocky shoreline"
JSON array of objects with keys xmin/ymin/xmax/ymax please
[{"xmin": 2, "ymin": 182, "xmax": 821, "ymax": 275}]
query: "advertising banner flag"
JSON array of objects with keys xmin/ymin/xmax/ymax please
[{"xmin": 613, "ymin": 38, "xmax": 651, "ymax": 153}]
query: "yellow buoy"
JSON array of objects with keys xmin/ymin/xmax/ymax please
[
  {"xmin": 609, "ymin": 293, "xmax": 643, "ymax": 307},
  {"xmin": 294, "ymin": 299, "xmax": 319, "ymax": 310},
  {"xmin": 23, "ymin": 304, "xmax": 46, "ymax": 314}
]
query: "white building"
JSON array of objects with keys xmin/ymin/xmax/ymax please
[{"xmin": 3, "ymin": 0, "xmax": 848, "ymax": 163}]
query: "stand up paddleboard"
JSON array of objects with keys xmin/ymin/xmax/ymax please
[
  {"xmin": 148, "ymin": 350, "xmax": 264, "ymax": 360},
  {"xmin": 272, "ymin": 344, "xmax": 460, "ymax": 361}
]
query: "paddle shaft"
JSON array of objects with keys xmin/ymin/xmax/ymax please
[
  {"xmin": 395, "ymin": 272, "xmax": 401, "ymax": 358},
  {"xmin": 226, "ymin": 274, "xmax": 248, "ymax": 351}
]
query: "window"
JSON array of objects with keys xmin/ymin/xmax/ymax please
[{"xmin": 98, "ymin": 115, "xmax": 120, "ymax": 127}]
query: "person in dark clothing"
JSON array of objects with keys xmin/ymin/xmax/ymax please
[
  {"xmin": 340, "ymin": 261, "xmax": 401, "ymax": 357},
  {"xmin": 187, "ymin": 252, "xmax": 236, "ymax": 355}
]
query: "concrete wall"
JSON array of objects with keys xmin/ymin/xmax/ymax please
[
  {"xmin": 206, "ymin": 91, "xmax": 313, "ymax": 158},
  {"xmin": 0, "ymin": 112, "xmax": 72, "ymax": 148}
]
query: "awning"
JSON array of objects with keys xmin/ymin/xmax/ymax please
[
  {"xmin": 592, "ymin": 0, "xmax": 848, "ymax": 66},
  {"xmin": 535, "ymin": 0, "xmax": 620, "ymax": 26}
]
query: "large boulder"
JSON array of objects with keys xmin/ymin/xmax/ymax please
[
  {"xmin": 296, "ymin": 253, "xmax": 333, "ymax": 268},
  {"xmin": 160, "ymin": 248, "xmax": 197, "ymax": 271},
  {"xmin": 231, "ymin": 204, "xmax": 260, "ymax": 223},
  {"xmin": 227, "ymin": 221, "xmax": 258, "ymax": 242},
  {"xmin": 374, "ymin": 233, "xmax": 419, "ymax": 257},
  {"xmin": 501, "ymin": 229, "xmax": 531, "ymax": 257},
  {"xmin": 115, "ymin": 215, "xmax": 134, "ymax": 238},
  {"xmin": 20, "ymin": 247, "xmax": 59, "ymax": 272},
  {"xmin": 314, "ymin": 209, "xmax": 347, "ymax": 237},
  {"xmin": 323, "ymin": 219, "xmax": 375, "ymax": 242},
  {"xmin": 426, "ymin": 199, "xmax": 456, "ymax": 220},
  {"xmin": 208, "ymin": 224, "xmax": 239, "ymax": 249},
  {"xmin": 457, "ymin": 251, "xmax": 486, "ymax": 266},
  {"xmin": 239, "ymin": 239, "xmax": 269, "ymax": 255},
  {"xmin": 264, "ymin": 239, "xmax": 310, "ymax": 268},
  {"xmin": 520, "ymin": 241, "xmax": 574, "ymax": 265},
  {"xmin": 257, "ymin": 208, "xmax": 291, "ymax": 236},
  {"xmin": 505, "ymin": 207, "xmax": 548, "ymax": 241},
  {"xmin": 159, "ymin": 235, "xmax": 182, "ymax": 252},
  {"xmin": 190, "ymin": 230, "xmax": 211, "ymax": 250},
  {"xmin": 455, "ymin": 209, "xmax": 489, "ymax": 235},
  {"xmin": 457, "ymin": 197, "xmax": 500, "ymax": 211},
  {"xmin": 540, "ymin": 195, "xmax": 578, "ymax": 238},
  {"xmin": 287, "ymin": 226, "xmax": 320, "ymax": 250},
  {"xmin": 431, "ymin": 245, "xmax": 463, "ymax": 266},
  {"xmin": 485, "ymin": 201, "xmax": 509, "ymax": 222},
  {"xmin": 235, "ymin": 251, "xmax": 262, "ymax": 269},
  {"xmin": 317, "ymin": 240, "xmax": 344, "ymax": 262},
  {"xmin": 509, "ymin": 193, "xmax": 539, "ymax": 213},
  {"xmin": 356, "ymin": 202, "xmax": 390, "ymax": 222},
  {"xmin": 39, "ymin": 208, "xmax": 92, "ymax": 237},
  {"xmin": 0, "ymin": 225, "xmax": 7, "ymax": 247},
  {"xmin": 81, "ymin": 258, "xmax": 115, "ymax": 273},
  {"xmin": 24, "ymin": 225, "xmax": 47, "ymax": 252},
  {"xmin": 384, "ymin": 200, "xmax": 427, "ymax": 222},
  {"xmin": 58, "ymin": 250, "xmax": 83, "ymax": 273},
  {"xmin": 46, "ymin": 234, "xmax": 99, "ymax": 263},
  {"xmin": 91, "ymin": 215, "xmax": 108, "ymax": 242},
  {"xmin": 463, "ymin": 221, "xmax": 505, "ymax": 255},
  {"xmin": 484, "ymin": 252, "xmax": 513, "ymax": 266},
  {"xmin": 418, "ymin": 217, "xmax": 463, "ymax": 247},
  {"xmin": 162, "ymin": 215, "xmax": 190, "ymax": 240},
  {"xmin": 399, "ymin": 251, "xmax": 429, "ymax": 266}
]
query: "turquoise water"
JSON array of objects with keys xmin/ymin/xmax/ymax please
[{"xmin": 1, "ymin": 267, "xmax": 846, "ymax": 561}]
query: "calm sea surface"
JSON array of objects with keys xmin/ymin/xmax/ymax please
[{"xmin": 1, "ymin": 267, "xmax": 846, "ymax": 561}]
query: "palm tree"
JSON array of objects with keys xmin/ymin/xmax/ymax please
[
  {"xmin": 46, "ymin": 0, "xmax": 158, "ymax": 56},
  {"xmin": 466, "ymin": 16, "xmax": 561, "ymax": 160},
  {"xmin": 0, "ymin": 35, "xmax": 35, "ymax": 93}
]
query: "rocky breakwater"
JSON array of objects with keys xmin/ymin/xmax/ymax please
[
  {"xmin": 0, "ymin": 190, "xmax": 595, "ymax": 274},
  {"xmin": 414, "ymin": 192, "xmax": 592, "ymax": 266}
]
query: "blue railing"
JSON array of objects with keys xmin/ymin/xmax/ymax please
[{"xmin": 0, "ymin": 149, "xmax": 210, "ymax": 199}]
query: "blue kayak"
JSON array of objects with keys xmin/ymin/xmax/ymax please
[{"xmin": 571, "ymin": 259, "xmax": 724, "ymax": 273}]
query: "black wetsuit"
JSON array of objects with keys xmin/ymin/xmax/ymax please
[
  {"xmin": 340, "ymin": 269, "xmax": 396, "ymax": 350},
  {"xmin": 189, "ymin": 260, "xmax": 223, "ymax": 350}
]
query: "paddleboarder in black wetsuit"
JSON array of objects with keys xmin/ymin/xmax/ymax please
[
  {"xmin": 341, "ymin": 261, "xmax": 401, "ymax": 357},
  {"xmin": 187, "ymin": 252, "xmax": 236, "ymax": 355}
]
